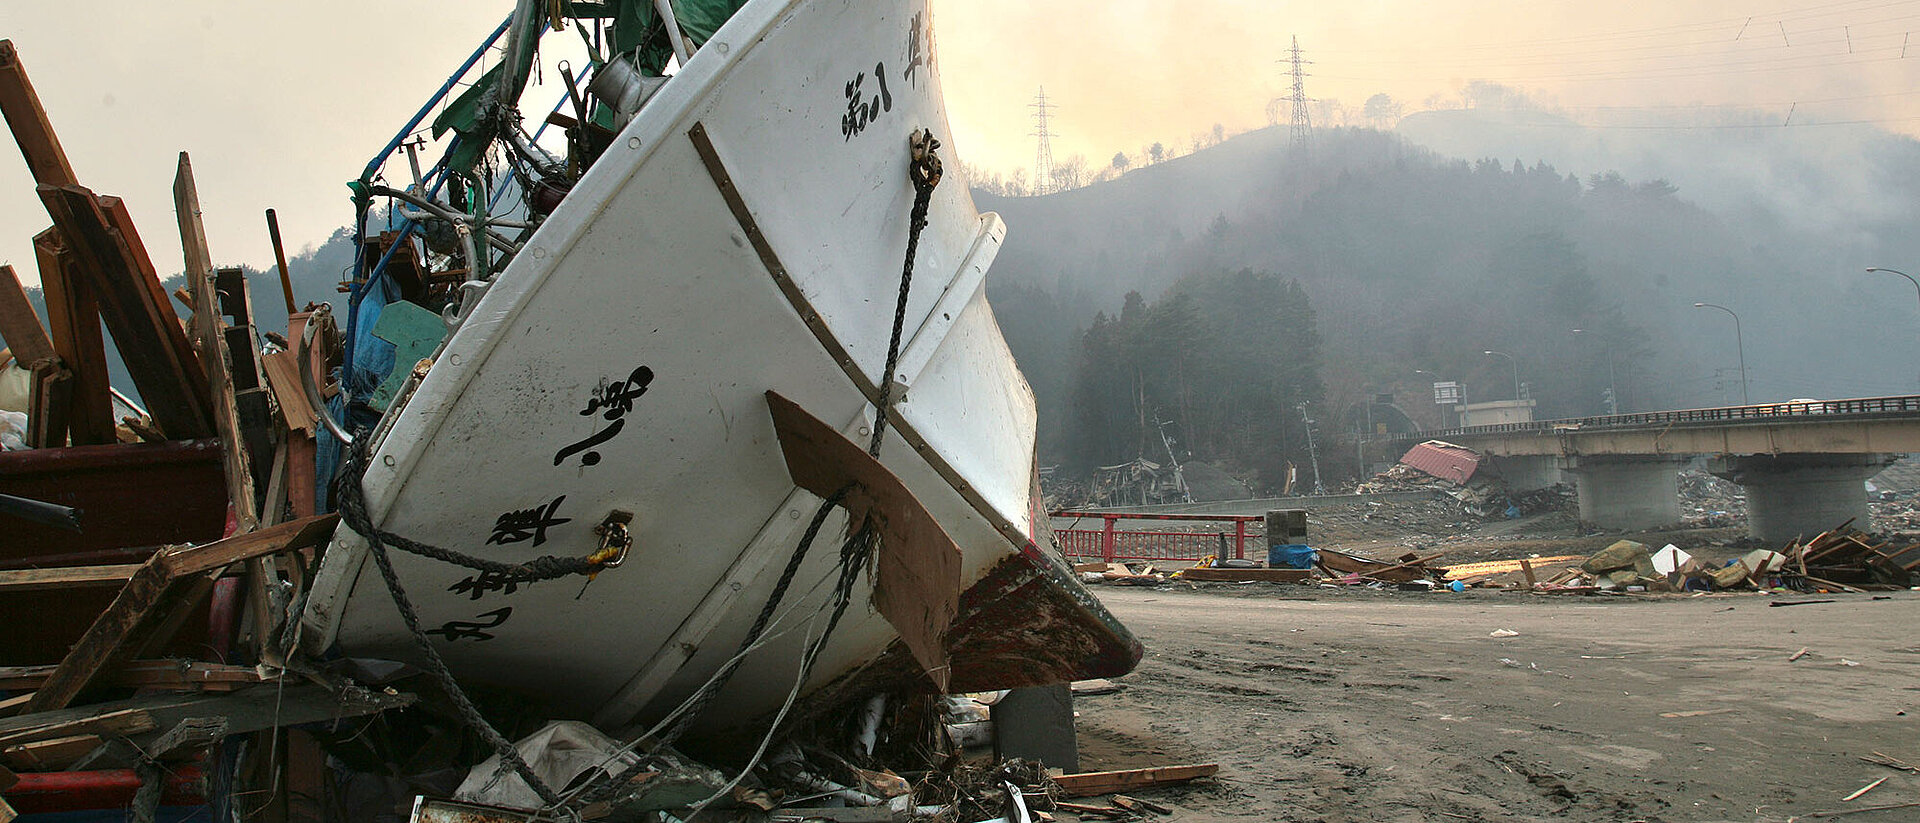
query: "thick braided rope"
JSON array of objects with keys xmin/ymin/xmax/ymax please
[{"xmin": 336, "ymin": 440, "xmax": 565, "ymax": 807}]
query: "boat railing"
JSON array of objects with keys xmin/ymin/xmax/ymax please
[{"xmin": 342, "ymin": 13, "xmax": 596, "ymax": 394}]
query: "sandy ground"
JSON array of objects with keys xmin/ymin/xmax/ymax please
[{"xmin": 1069, "ymin": 585, "xmax": 1920, "ymax": 823}]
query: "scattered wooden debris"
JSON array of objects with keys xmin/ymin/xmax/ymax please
[
  {"xmin": 1840, "ymin": 776, "xmax": 1888, "ymax": 802},
  {"xmin": 1176, "ymin": 568, "xmax": 1309, "ymax": 583},
  {"xmin": 1860, "ymin": 752, "xmax": 1918, "ymax": 773},
  {"xmin": 1050, "ymin": 764, "xmax": 1219, "ymax": 798}
]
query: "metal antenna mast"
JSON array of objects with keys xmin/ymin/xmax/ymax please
[
  {"xmin": 1287, "ymin": 36, "xmax": 1313, "ymax": 151},
  {"xmin": 1297, "ymin": 402, "xmax": 1326, "ymax": 496},
  {"xmin": 1030, "ymin": 86, "xmax": 1056, "ymax": 195}
]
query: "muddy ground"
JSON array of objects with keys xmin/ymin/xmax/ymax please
[{"xmin": 1069, "ymin": 585, "xmax": 1920, "ymax": 823}]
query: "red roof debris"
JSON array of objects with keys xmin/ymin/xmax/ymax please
[{"xmin": 1398, "ymin": 440, "xmax": 1482, "ymax": 485}]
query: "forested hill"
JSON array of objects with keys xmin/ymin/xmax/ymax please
[{"xmin": 978, "ymin": 123, "xmax": 1920, "ymax": 488}]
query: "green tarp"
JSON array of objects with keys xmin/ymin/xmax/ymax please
[
  {"xmin": 610, "ymin": 0, "xmax": 752, "ymax": 75},
  {"xmin": 422, "ymin": 0, "xmax": 746, "ymax": 179}
]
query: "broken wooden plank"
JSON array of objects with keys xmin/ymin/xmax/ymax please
[
  {"xmin": 38, "ymin": 185, "xmax": 212, "ymax": 439},
  {"xmin": 0, "ymin": 265, "xmax": 54, "ymax": 366},
  {"xmin": 1176, "ymin": 568, "xmax": 1310, "ymax": 583},
  {"xmin": 0, "ymin": 681, "xmax": 408, "ymax": 742},
  {"xmin": 1050, "ymin": 764, "xmax": 1219, "ymax": 797},
  {"xmin": 167, "ymin": 514, "xmax": 337, "ymax": 577},
  {"xmin": 32, "ymin": 228, "xmax": 112, "ymax": 445},
  {"xmin": 24, "ymin": 514, "xmax": 336, "ymax": 713},
  {"xmin": 176, "ymin": 155, "xmax": 257, "ymax": 530},
  {"xmin": 147, "ymin": 716, "xmax": 227, "ymax": 760},
  {"xmin": 1, "ymin": 734, "xmax": 103, "ymax": 771},
  {"xmin": 0, "ymin": 264, "xmax": 70, "ymax": 448},
  {"xmin": 0, "ymin": 708, "xmax": 154, "ymax": 749},
  {"xmin": 0, "ymin": 40, "xmax": 77, "ymax": 187},
  {"xmin": 0, "ymin": 660, "xmax": 273, "ymax": 693},
  {"xmin": 1055, "ymin": 802, "xmax": 1127, "ymax": 817},
  {"xmin": 1112, "ymin": 795, "xmax": 1171, "ymax": 815},
  {"xmin": 0, "ymin": 564, "xmax": 141, "ymax": 593}
]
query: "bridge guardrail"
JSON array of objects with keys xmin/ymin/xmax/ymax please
[{"xmin": 1381, "ymin": 394, "xmax": 1920, "ymax": 444}]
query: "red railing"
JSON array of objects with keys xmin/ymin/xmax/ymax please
[{"xmin": 1052, "ymin": 511, "xmax": 1263, "ymax": 562}]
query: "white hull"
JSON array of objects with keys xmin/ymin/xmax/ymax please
[{"xmin": 302, "ymin": 0, "xmax": 1137, "ymax": 738}]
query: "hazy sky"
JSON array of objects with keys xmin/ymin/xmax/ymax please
[{"xmin": 5, "ymin": 0, "xmax": 1920, "ymax": 288}]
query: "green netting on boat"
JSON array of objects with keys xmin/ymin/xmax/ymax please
[
  {"xmin": 610, "ymin": 0, "xmax": 750, "ymax": 74},
  {"xmin": 423, "ymin": 0, "xmax": 745, "ymax": 179}
]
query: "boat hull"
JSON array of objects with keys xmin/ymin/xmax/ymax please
[{"xmin": 301, "ymin": 0, "xmax": 1139, "ymax": 736}]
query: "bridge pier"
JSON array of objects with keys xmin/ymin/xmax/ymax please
[
  {"xmin": 1562, "ymin": 455, "xmax": 1687, "ymax": 531},
  {"xmin": 1488, "ymin": 455, "xmax": 1565, "ymax": 491},
  {"xmin": 1709, "ymin": 453, "xmax": 1895, "ymax": 544}
]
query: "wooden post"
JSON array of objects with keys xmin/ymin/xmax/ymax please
[
  {"xmin": 0, "ymin": 264, "xmax": 69, "ymax": 448},
  {"xmin": 265, "ymin": 209, "xmax": 298, "ymax": 315},
  {"xmin": 1233, "ymin": 518, "xmax": 1248, "ymax": 560},
  {"xmin": 32, "ymin": 228, "xmax": 113, "ymax": 444},
  {"xmin": 24, "ymin": 515, "xmax": 336, "ymax": 713},
  {"xmin": 39, "ymin": 185, "xmax": 214, "ymax": 439},
  {"xmin": 0, "ymin": 40, "xmax": 78, "ymax": 187},
  {"xmin": 175, "ymin": 154, "xmax": 257, "ymax": 532}
]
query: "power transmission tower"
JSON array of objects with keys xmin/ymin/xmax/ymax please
[
  {"xmin": 1030, "ymin": 87, "xmax": 1056, "ymax": 195},
  {"xmin": 1286, "ymin": 35, "xmax": 1313, "ymax": 151}
]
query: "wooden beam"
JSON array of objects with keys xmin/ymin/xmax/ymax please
[
  {"xmin": 0, "ymin": 708, "xmax": 154, "ymax": 749},
  {"xmin": 1050, "ymin": 764, "xmax": 1219, "ymax": 798},
  {"xmin": 33, "ymin": 228, "xmax": 112, "ymax": 444},
  {"xmin": 166, "ymin": 514, "xmax": 337, "ymax": 577},
  {"xmin": 0, "ymin": 265, "xmax": 54, "ymax": 365},
  {"xmin": 0, "ymin": 264, "xmax": 71, "ymax": 448},
  {"xmin": 175, "ymin": 154, "xmax": 257, "ymax": 531},
  {"xmin": 39, "ymin": 184, "xmax": 213, "ymax": 439},
  {"xmin": 0, "ymin": 564, "xmax": 141, "ymax": 593},
  {"xmin": 0, "ymin": 661, "xmax": 272, "ymax": 694},
  {"xmin": 1175, "ymin": 567, "xmax": 1310, "ymax": 583},
  {"xmin": 0, "ymin": 40, "xmax": 77, "ymax": 187},
  {"xmin": 22, "ymin": 558, "xmax": 175, "ymax": 714},
  {"xmin": 23, "ymin": 514, "xmax": 335, "ymax": 712},
  {"xmin": 0, "ymin": 734, "xmax": 102, "ymax": 771}
]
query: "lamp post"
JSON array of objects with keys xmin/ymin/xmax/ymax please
[
  {"xmin": 1571, "ymin": 329, "xmax": 1618, "ymax": 415},
  {"xmin": 1693, "ymin": 302, "xmax": 1749, "ymax": 405},
  {"xmin": 1866, "ymin": 268, "xmax": 1920, "ymax": 390},
  {"xmin": 1865, "ymin": 267, "xmax": 1920, "ymax": 314},
  {"xmin": 1482, "ymin": 350, "xmax": 1520, "ymax": 401}
]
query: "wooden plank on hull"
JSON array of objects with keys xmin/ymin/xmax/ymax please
[{"xmin": 32, "ymin": 228, "xmax": 113, "ymax": 445}]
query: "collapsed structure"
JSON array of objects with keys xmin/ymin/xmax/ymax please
[{"xmin": 0, "ymin": 0, "xmax": 1168, "ymax": 817}]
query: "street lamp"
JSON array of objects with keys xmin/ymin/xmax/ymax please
[
  {"xmin": 1865, "ymin": 267, "xmax": 1920, "ymax": 314},
  {"xmin": 1482, "ymin": 350, "xmax": 1520, "ymax": 400},
  {"xmin": 1571, "ymin": 329, "xmax": 1618, "ymax": 415},
  {"xmin": 1693, "ymin": 302, "xmax": 1749, "ymax": 405}
]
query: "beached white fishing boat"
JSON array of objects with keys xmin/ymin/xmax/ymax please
[{"xmin": 299, "ymin": 0, "xmax": 1139, "ymax": 743}]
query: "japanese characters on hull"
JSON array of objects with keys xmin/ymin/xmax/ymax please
[
  {"xmin": 420, "ymin": 10, "xmax": 941, "ymax": 648},
  {"xmin": 433, "ymin": 364, "xmax": 653, "ymax": 642}
]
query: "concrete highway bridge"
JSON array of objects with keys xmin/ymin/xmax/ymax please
[{"xmin": 1382, "ymin": 396, "xmax": 1920, "ymax": 543}]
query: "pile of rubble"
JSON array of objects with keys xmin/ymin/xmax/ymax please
[
  {"xmin": 1354, "ymin": 442, "xmax": 1574, "ymax": 524},
  {"xmin": 1677, "ymin": 470, "xmax": 1746, "ymax": 529}
]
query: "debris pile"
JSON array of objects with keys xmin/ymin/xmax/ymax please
[
  {"xmin": 1354, "ymin": 442, "xmax": 1574, "ymax": 524},
  {"xmin": 1779, "ymin": 521, "xmax": 1920, "ymax": 591},
  {"xmin": 1677, "ymin": 470, "xmax": 1746, "ymax": 529}
]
